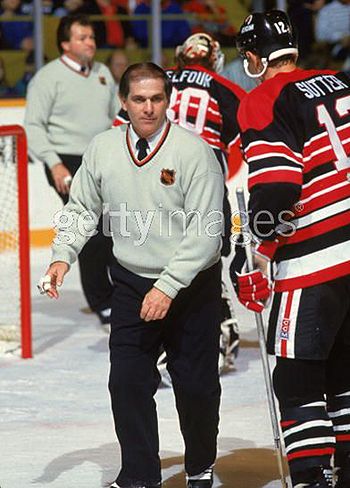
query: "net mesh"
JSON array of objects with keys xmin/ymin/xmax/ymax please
[{"xmin": 0, "ymin": 134, "xmax": 20, "ymax": 345}]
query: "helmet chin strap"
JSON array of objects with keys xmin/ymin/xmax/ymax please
[{"xmin": 243, "ymin": 58, "xmax": 268, "ymax": 79}]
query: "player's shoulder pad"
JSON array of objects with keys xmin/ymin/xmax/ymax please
[{"xmin": 238, "ymin": 68, "xmax": 337, "ymax": 132}]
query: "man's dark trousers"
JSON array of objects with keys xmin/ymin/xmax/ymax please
[
  {"xmin": 108, "ymin": 261, "xmax": 222, "ymax": 487},
  {"xmin": 46, "ymin": 154, "xmax": 114, "ymax": 313}
]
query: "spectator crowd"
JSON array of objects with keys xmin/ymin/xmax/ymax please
[{"xmin": 0, "ymin": 0, "xmax": 349, "ymax": 97}]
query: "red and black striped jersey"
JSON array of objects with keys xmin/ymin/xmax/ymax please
[
  {"xmin": 238, "ymin": 68, "xmax": 350, "ymax": 292},
  {"xmin": 165, "ymin": 64, "xmax": 246, "ymax": 175}
]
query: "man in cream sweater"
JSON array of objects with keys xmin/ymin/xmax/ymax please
[
  {"xmin": 25, "ymin": 14, "xmax": 119, "ymax": 325},
  {"xmin": 39, "ymin": 62, "xmax": 224, "ymax": 488}
]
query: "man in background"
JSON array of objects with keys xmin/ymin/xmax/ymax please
[
  {"xmin": 107, "ymin": 48, "xmax": 129, "ymax": 92},
  {"xmin": 25, "ymin": 14, "xmax": 119, "ymax": 325}
]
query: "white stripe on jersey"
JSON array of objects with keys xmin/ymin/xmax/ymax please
[
  {"xmin": 336, "ymin": 391, "xmax": 350, "ymax": 397},
  {"xmin": 204, "ymin": 126, "xmax": 221, "ymax": 136},
  {"xmin": 292, "ymin": 197, "xmax": 350, "ymax": 229},
  {"xmin": 207, "ymin": 106, "xmax": 221, "ymax": 117},
  {"xmin": 228, "ymin": 133, "xmax": 240, "ymax": 148},
  {"xmin": 301, "ymin": 401, "xmax": 327, "ymax": 408},
  {"xmin": 286, "ymin": 289, "xmax": 301, "ymax": 358},
  {"xmin": 249, "ymin": 165, "xmax": 302, "ymax": 179},
  {"xmin": 283, "ymin": 420, "xmax": 333, "ymax": 438},
  {"xmin": 276, "ymin": 241, "xmax": 350, "ymax": 281},
  {"xmin": 303, "ymin": 120, "xmax": 350, "ymax": 148},
  {"xmin": 302, "ymin": 169, "xmax": 338, "ymax": 189},
  {"xmin": 299, "ymin": 180, "xmax": 349, "ymax": 205},
  {"xmin": 285, "ymin": 436, "xmax": 335, "ymax": 453},
  {"xmin": 245, "ymin": 139, "xmax": 303, "ymax": 159},
  {"xmin": 303, "ymin": 143, "xmax": 332, "ymax": 163},
  {"xmin": 328, "ymin": 408, "xmax": 350, "ymax": 418},
  {"xmin": 274, "ymin": 289, "xmax": 301, "ymax": 358},
  {"xmin": 247, "ymin": 152, "xmax": 304, "ymax": 167},
  {"xmin": 333, "ymin": 424, "xmax": 350, "ymax": 431}
]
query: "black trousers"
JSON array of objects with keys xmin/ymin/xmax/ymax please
[
  {"xmin": 45, "ymin": 154, "xmax": 114, "ymax": 312},
  {"xmin": 108, "ymin": 261, "xmax": 222, "ymax": 486}
]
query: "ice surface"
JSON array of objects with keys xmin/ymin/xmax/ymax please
[{"xmin": 0, "ymin": 249, "xmax": 288, "ymax": 487}]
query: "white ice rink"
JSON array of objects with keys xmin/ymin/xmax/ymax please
[{"xmin": 0, "ymin": 248, "xmax": 288, "ymax": 488}]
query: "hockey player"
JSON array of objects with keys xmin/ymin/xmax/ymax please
[
  {"xmin": 166, "ymin": 33, "xmax": 245, "ymax": 370},
  {"xmin": 232, "ymin": 10, "xmax": 350, "ymax": 488}
]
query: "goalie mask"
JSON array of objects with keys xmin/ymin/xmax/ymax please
[
  {"xmin": 236, "ymin": 10, "xmax": 298, "ymax": 78},
  {"xmin": 175, "ymin": 33, "xmax": 225, "ymax": 73}
]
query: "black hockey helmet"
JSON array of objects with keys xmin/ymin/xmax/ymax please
[{"xmin": 236, "ymin": 10, "xmax": 298, "ymax": 63}]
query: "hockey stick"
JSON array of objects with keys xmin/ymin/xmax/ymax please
[{"xmin": 235, "ymin": 187, "xmax": 288, "ymax": 488}]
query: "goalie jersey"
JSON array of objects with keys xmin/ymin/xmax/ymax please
[
  {"xmin": 165, "ymin": 64, "xmax": 246, "ymax": 175},
  {"xmin": 238, "ymin": 68, "xmax": 350, "ymax": 292}
]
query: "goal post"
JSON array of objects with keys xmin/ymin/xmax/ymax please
[{"xmin": 0, "ymin": 125, "xmax": 32, "ymax": 358}]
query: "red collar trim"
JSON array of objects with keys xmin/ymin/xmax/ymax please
[{"xmin": 126, "ymin": 121, "xmax": 171, "ymax": 167}]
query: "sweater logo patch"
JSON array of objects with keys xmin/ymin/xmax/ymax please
[
  {"xmin": 99, "ymin": 76, "xmax": 107, "ymax": 85},
  {"xmin": 160, "ymin": 169, "xmax": 176, "ymax": 185}
]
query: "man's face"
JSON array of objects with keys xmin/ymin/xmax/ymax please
[
  {"xmin": 61, "ymin": 23, "xmax": 96, "ymax": 65},
  {"xmin": 120, "ymin": 77, "xmax": 169, "ymax": 138}
]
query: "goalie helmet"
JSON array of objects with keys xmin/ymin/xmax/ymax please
[
  {"xmin": 175, "ymin": 33, "xmax": 225, "ymax": 73},
  {"xmin": 236, "ymin": 10, "xmax": 298, "ymax": 77}
]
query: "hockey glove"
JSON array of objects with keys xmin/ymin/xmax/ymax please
[
  {"xmin": 230, "ymin": 235, "xmax": 271, "ymax": 313},
  {"xmin": 235, "ymin": 270, "xmax": 271, "ymax": 313}
]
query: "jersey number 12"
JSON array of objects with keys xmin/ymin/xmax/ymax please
[{"xmin": 317, "ymin": 95, "xmax": 350, "ymax": 172}]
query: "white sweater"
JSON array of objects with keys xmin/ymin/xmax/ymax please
[
  {"xmin": 51, "ymin": 122, "xmax": 224, "ymax": 298},
  {"xmin": 24, "ymin": 58, "xmax": 119, "ymax": 168}
]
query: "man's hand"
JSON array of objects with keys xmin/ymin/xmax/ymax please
[
  {"xmin": 37, "ymin": 261, "xmax": 69, "ymax": 299},
  {"xmin": 140, "ymin": 287, "xmax": 172, "ymax": 322},
  {"xmin": 51, "ymin": 163, "xmax": 72, "ymax": 195}
]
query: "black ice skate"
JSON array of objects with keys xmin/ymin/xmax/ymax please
[
  {"xmin": 293, "ymin": 467, "xmax": 333, "ymax": 488},
  {"xmin": 187, "ymin": 467, "xmax": 213, "ymax": 488},
  {"xmin": 335, "ymin": 453, "xmax": 350, "ymax": 487}
]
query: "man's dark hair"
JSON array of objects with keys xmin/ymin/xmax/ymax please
[
  {"xmin": 56, "ymin": 14, "xmax": 94, "ymax": 54},
  {"xmin": 119, "ymin": 62, "xmax": 172, "ymax": 100}
]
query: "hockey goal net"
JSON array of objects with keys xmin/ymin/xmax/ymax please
[{"xmin": 0, "ymin": 125, "xmax": 32, "ymax": 358}]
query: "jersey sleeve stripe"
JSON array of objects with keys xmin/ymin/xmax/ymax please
[
  {"xmin": 245, "ymin": 139, "xmax": 303, "ymax": 158},
  {"xmin": 247, "ymin": 152, "xmax": 304, "ymax": 167},
  {"xmin": 248, "ymin": 169, "xmax": 303, "ymax": 189}
]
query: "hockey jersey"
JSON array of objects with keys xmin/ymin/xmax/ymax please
[
  {"xmin": 238, "ymin": 68, "xmax": 350, "ymax": 292},
  {"xmin": 165, "ymin": 64, "xmax": 246, "ymax": 176}
]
